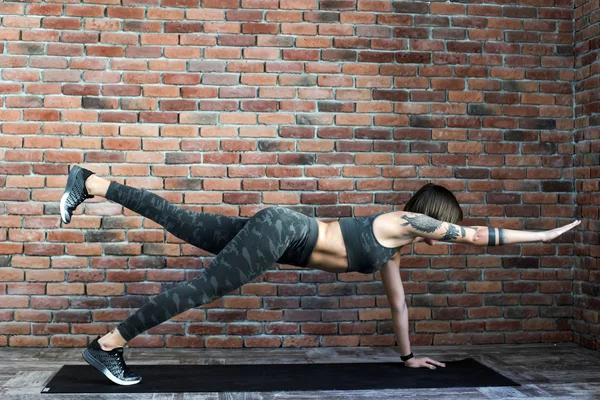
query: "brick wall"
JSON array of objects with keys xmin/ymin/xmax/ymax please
[
  {"xmin": 0, "ymin": 0, "xmax": 582, "ymax": 349},
  {"xmin": 574, "ymin": 0, "xmax": 600, "ymax": 352}
]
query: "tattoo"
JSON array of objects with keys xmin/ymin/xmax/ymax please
[
  {"xmin": 488, "ymin": 227, "xmax": 496, "ymax": 246},
  {"xmin": 401, "ymin": 213, "xmax": 463, "ymax": 242},
  {"xmin": 400, "ymin": 214, "xmax": 442, "ymax": 233},
  {"xmin": 442, "ymin": 224, "xmax": 460, "ymax": 241},
  {"xmin": 460, "ymin": 226, "xmax": 466, "ymax": 238},
  {"xmin": 499, "ymin": 228, "xmax": 505, "ymax": 245}
]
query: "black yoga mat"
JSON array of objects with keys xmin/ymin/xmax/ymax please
[{"xmin": 42, "ymin": 358, "xmax": 519, "ymax": 394}]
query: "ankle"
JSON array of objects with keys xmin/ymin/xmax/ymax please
[
  {"xmin": 98, "ymin": 337, "xmax": 124, "ymax": 351},
  {"xmin": 98, "ymin": 329, "xmax": 127, "ymax": 351},
  {"xmin": 85, "ymin": 175, "xmax": 109, "ymax": 197},
  {"xmin": 84, "ymin": 175, "xmax": 97, "ymax": 194},
  {"xmin": 98, "ymin": 341, "xmax": 117, "ymax": 351}
]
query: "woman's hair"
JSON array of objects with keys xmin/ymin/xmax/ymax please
[{"xmin": 403, "ymin": 183, "xmax": 463, "ymax": 224}]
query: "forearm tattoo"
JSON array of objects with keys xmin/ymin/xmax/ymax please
[
  {"xmin": 487, "ymin": 228, "xmax": 506, "ymax": 246},
  {"xmin": 441, "ymin": 224, "xmax": 460, "ymax": 241}
]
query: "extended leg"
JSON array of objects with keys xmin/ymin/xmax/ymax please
[{"xmin": 89, "ymin": 176, "xmax": 249, "ymax": 254}]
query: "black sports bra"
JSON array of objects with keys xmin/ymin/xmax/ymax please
[{"xmin": 338, "ymin": 211, "xmax": 401, "ymax": 274}]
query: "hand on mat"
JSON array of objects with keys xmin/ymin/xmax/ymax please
[
  {"xmin": 541, "ymin": 220, "xmax": 581, "ymax": 242},
  {"xmin": 404, "ymin": 357, "xmax": 445, "ymax": 370}
]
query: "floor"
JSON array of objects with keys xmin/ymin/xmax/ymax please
[{"xmin": 0, "ymin": 343, "xmax": 599, "ymax": 399}]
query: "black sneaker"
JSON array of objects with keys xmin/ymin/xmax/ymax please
[
  {"xmin": 60, "ymin": 165, "xmax": 95, "ymax": 224},
  {"xmin": 82, "ymin": 336, "xmax": 142, "ymax": 386}
]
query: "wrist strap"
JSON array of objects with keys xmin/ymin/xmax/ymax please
[{"xmin": 401, "ymin": 352, "xmax": 414, "ymax": 362}]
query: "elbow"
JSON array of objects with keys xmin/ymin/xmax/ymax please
[
  {"xmin": 472, "ymin": 229, "xmax": 486, "ymax": 246},
  {"xmin": 391, "ymin": 302, "xmax": 407, "ymax": 313}
]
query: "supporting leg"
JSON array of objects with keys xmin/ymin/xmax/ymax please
[{"xmin": 115, "ymin": 207, "xmax": 300, "ymax": 342}]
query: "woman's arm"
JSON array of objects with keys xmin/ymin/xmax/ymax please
[
  {"xmin": 380, "ymin": 257, "xmax": 445, "ymax": 370},
  {"xmin": 398, "ymin": 212, "xmax": 580, "ymax": 246},
  {"xmin": 380, "ymin": 258, "xmax": 410, "ymax": 356}
]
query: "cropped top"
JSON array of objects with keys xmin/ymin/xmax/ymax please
[{"xmin": 338, "ymin": 211, "xmax": 401, "ymax": 274}]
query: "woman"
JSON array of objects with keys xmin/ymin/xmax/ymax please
[{"xmin": 60, "ymin": 165, "xmax": 580, "ymax": 385}]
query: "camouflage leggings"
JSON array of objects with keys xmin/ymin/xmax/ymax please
[{"xmin": 104, "ymin": 182, "xmax": 318, "ymax": 342}]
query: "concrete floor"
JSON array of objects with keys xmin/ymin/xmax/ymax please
[{"xmin": 1, "ymin": 342, "xmax": 599, "ymax": 399}]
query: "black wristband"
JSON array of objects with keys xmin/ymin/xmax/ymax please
[
  {"xmin": 401, "ymin": 352, "xmax": 414, "ymax": 362},
  {"xmin": 488, "ymin": 227, "xmax": 496, "ymax": 246}
]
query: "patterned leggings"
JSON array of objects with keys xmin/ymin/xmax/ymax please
[{"xmin": 104, "ymin": 182, "xmax": 318, "ymax": 342}]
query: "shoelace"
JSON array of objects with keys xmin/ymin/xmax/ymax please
[{"xmin": 111, "ymin": 351, "xmax": 132, "ymax": 376}]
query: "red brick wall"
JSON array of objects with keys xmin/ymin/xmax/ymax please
[
  {"xmin": 574, "ymin": 0, "xmax": 600, "ymax": 352},
  {"xmin": 0, "ymin": 0, "xmax": 579, "ymax": 349}
]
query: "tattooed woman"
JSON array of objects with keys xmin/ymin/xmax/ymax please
[{"xmin": 60, "ymin": 165, "xmax": 580, "ymax": 385}]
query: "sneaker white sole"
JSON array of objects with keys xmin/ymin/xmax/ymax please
[
  {"xmin": 59, "ymin": 191, "xmax": 70, "ymax": 224},
  {"xmin": 60, "ymin": 165, "xmax": 82, "ymax": 225},
  {"xmin": 82, "ymin": 349, "xmax": 142, "ymax": 386}
]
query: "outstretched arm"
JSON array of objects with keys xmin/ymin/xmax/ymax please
[{"xmin": 399, "ymin": 212, "xmax": 580, "ymax": 246}]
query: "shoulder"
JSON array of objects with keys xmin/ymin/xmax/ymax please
[
  {"xmin": 375, "ymin": 211, "xmax": 414, "ymax": 231},
  {"xmin": 377, "ymin": 210, "xmax": 415, "ymax": 220},
  {"xmin": 374, "ymin": 211, "xmax": 425, "ymax": 243}
]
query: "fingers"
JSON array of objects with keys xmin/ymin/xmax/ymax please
[
  {"xmin": 565, "ymin": 220, "xmax": 581, "ymax": 229},
  {"xmin": 550, "ymin": 220, "xmax": 581, "ymax": 240},
  {"xmin": 567, "ymin": 221, "xmax": 579, "ymax": 229},
  {"xmin": 425, "ymin": 357, "xmax": 446, "ymax": 368},
  {"xmin": 561, "ymin": 221, "xmax": 580, "ymax": 234},
  {"xmin": 422, "ymin": 359, "xmax": 436, "ymax": 370}
]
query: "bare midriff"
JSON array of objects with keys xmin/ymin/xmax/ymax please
[{"xmin": 305, "ymin": 220, "xmax": 349, "ymax": 273}]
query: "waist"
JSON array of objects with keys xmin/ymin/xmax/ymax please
[
  {"xmin": 297, "ymin": 216, "xmax": 319, "ymax": 267},
  {"xmin": 305, "ymin": 221, "xmax": 351, "ymax": 273}
]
